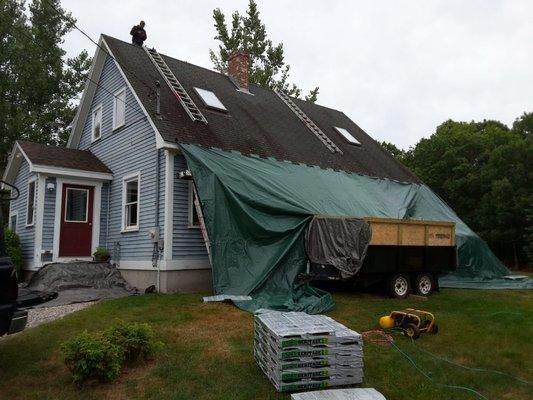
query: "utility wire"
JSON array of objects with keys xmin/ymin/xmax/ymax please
[
  {"xmin": 41, "ymin": 0, "xmax": 156, "ymax": 94},
  {"xmin": 7, "ymin": 26, "xmax": 149, "ymax": 127}
]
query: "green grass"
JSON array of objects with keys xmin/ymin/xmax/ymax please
[{"xmin": 0, "ymin": 289, "xmax": 531, "ymax": 399}]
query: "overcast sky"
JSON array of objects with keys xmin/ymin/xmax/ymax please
[{"xmin": 60, "ymin": 0, "xmax": 532, "ymax": 149}]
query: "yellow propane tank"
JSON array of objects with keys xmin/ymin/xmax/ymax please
[{"xmin": 379, "ymin": 315, "xmax": 395, "ymax": 329}]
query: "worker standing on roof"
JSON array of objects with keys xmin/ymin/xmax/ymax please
[{"xmin": 130, "ymin": 21, "xmax": 147, "ymax": 46}]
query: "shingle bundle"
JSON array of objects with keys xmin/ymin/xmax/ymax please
[{"xmin": 254, "ymin": 310, "xmax": 364, "ymax": 392}]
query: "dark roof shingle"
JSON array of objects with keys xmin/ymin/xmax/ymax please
[
  {"xmin": 103, "ymin": 35, "xmax": 418, "ymax": 183},
  {"xmin": 18, "ymin": 141, "xmax": 111, "ymax": 174}
]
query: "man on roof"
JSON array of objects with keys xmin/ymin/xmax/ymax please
[{"xmin": 130, "ymin": 20, "xmax": 146, "ymax": 46}]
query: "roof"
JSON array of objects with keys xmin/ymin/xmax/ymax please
[
  {"xmin": 18, "ymin": 141, "xmax": 111, "ymax": 174},
  {"xmin": 102, "ymin": 35, "xmax": 419, "ymax": 183}
]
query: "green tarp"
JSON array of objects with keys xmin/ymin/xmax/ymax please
[{"xmin": 181, "ymin": 144, "xmax": 532, "ymax": 313}]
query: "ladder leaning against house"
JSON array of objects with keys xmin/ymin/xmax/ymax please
[
  {"xmin": 144, "ymin": 47, "xmax": 208, "ymax": 124},
  {"xmin": 177, "ymin": 170, "xmax": 212, "ymax": 266}
]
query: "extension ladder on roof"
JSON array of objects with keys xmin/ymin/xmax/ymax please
[
  {"xmin": 275, "ymin": 90, "xmax": 342, "ymax": 154},
  {"xmin": 144, "ymin": 47, "xmax": 208, "ymax": 124}
]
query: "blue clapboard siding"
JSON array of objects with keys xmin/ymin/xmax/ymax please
[
  {"xmin": 99, "ymin": 182, "xmax": 110, "ymax": 248},
  {"xmin": 9, "ymin": 159, "xmax": 35, "ymax": 262},
  {"xmin": 173, "ymin": 155, "xmax": 208, "ymax": 259},
  {"xmin": 41, "ymin": 177, "xmax": 56, "ymax": 251},
  {"xmin": 78, "ymin": 55, "xmax": 165, "ymax": 260}
]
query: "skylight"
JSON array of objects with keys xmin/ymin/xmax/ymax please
[
  {"xmin": 194, "ymin": 87, "xmax": 227, "ymax": 111},
  {"xmin": 334, "ymin": 127, "xmax": 361, "ymax": 146}
]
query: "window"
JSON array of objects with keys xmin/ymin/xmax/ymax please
[
  {"xmin": 92, "ymin": 104, "xmax": 103, "ymax": 141},
  {"xmin": 113, "ymin": 88, "xmax": 126, "ymax": 130},
  {"xmin": 334, "ymin": 127, "xmax": 361, "ymax": 146},
  {"xmin": 194, "ymin": 87, "xmax": 227, "ymax": 111},
  {"xmin": 122, "ymin": 173, "xmax": 140, "ymax": 231},
  {"xmin": 64, "ymin": 188, "xmax": 88, "ymax": 222},
  {"xmin": 26, "ymin": 179, "xmax": 36, "ymax": 226},
  {"xmin": 188, "ymin": 182, "xmax": 200, "ymax": 228},
  {"xmin": 9, "ymin": 213, "xmax": 17, "ymax": 233}
]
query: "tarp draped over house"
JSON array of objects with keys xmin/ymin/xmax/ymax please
[{"xmin": 181, "ymin": 144, "xmax": 531, "ymax": 313}]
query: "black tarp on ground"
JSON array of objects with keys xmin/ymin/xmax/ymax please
[{"xmin": 25, "ymin": 262, "xmax": 137, "ymax": 307}]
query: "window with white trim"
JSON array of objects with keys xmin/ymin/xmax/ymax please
[
  {"xmin": 26, "ymin": 179, "xmax": 36, "ymax": 226},
  {"xmin": 113, "ymin": 88, "xmax": 126, "ymax": 130},
  {"xmin": 188, "ymin": 182, "xmax": 200, "ymax": 228},
  {"xmin": 333, "ymin": 127, "xmax": 361, "ymax": 146},
  {"xmin": 10, "ymin": 213, "xmax": 17, "ymax": 233},
  {"xmin": 92, "ymin": 105, "xmax": 103, "ymax": 141},
  {"xmin": 122, "ymin": 173, "xmax": 140, "ymax": 231}
]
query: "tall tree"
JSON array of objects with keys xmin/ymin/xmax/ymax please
[
  {"xmin": 385, "ymin": 115, "xmax": 533, "ymax": 267},
  {"xmin": 209, "ymin": 0, "xmax": 319, "ymax": 102},
  {"xmin": 0, "ymin": 0, "xmax": 91, "ymax": 169}
]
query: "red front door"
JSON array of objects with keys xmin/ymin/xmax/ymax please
[{"xmin": 59, "ymin": 184, "xmax": 94, "ymax": 257}]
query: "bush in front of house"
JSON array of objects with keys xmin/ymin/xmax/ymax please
[
  {"xmin": 4, "ymin": 228, "xmax": 23, "ymax": 280},
  {"xmin": 104, "ymin": 320, "xmax": 161, "ymax": 363},
  {"xmin": 62, "ymin": 322, "xmax": 161, "ymax": 385},
  {"xmin": 61, "ymin": 331, "xmax": 124, "ymax": 384},
  {"xmin": 93, "ymin": 247, "xmax": 111, "ymax": 262}
]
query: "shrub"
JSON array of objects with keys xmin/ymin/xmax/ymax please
[
  {"xmin": 104, "ymin": 321, "xmax": 160, "ymax": 363},
  {"xmin": 4, "ymin": 228, "xmax": 22, "ymax": 280},
  {"xmin": 93, "ymin": 247, "xmax": 110, "ymax": 262},
  {"xmin": 61, "ymin": 331, "xmax": 124, "ymax": 384}
]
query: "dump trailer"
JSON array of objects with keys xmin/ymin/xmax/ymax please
[{"xmin": 305, "ymin": 217, "xmax": 457, "ymax": 298}]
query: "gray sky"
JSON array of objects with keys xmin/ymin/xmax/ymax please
[{"xmin": 61, "ymin": 0, "xmax": 532, "ymax": 149}]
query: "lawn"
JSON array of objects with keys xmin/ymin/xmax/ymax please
[{"xmin": 0, "ymin": 289, "xmax": 531, "ymax": 400}]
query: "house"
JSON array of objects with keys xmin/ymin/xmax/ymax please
[{"xmin": 2, "ymin": 34, "xmax": 437, "ymax": 293}]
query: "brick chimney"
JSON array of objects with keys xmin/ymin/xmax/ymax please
[{"xmin": 228, "ymin": 50, "xmax": 249, "ymax": 90}]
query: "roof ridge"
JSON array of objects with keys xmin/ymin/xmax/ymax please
[{"xmin": 101, "ymin": 34, "xmax": 343, "ymax": 114}]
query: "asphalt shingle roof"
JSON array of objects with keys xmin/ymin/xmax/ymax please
[
  {"xmin": 104, "ymin": 35, "xmax": 419, "ymax": 183},
  {"xmin": 18, "ymin": 141, "xmax": 111, "ymax": 174}
]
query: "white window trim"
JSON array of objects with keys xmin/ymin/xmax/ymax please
[
  {"xmin": 112, "ymin": 87, "xmax": 126, "ymax": 130},
  {"xmin": 9, "ymin": 211, "xmax": 18, "ymax": 233},
  {"xmin": 64, "ymin": 188, "xmax": 90, "ymax": 223},
  {"xmin": 25, "ymin": 177, "xmax": 37, "ymax": 227},
  {"xmin": 188, "ymin": 182, "xmax": 200, "ymax": 229},
  {"xmin": 121, "ymin": 171, "xmax": 141, "ymax": 233},
  {"xmin": 91, "ymin": 103, "xmax": 103, "ymax": 142}
]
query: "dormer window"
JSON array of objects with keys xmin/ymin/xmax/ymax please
[
  {"xmin": 92, "ymin": 104, "xmax": 103, "ymax": 142},
  {"xmin": 334, "ymin": 127, "xmax": 361, "ymax": 146},
  {"xmin": 194, "ymin": 87, "xmax": 227, "ymax": 112},
  {"xmin": 113, "ymin": 87, "xmax": 126, "ymax": 130}
]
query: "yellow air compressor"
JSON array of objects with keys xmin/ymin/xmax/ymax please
[{"xmin": 379, "ymin": 308, "xmax": 438, "ymax": 339}]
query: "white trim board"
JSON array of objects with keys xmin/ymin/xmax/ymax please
[
  {"xmin": 118, "ymin": 258, "xmax": 211, "ymax": 271},
  {"xmin": 52, "ymin": 178, "xmax": 102, "ymax": 264},
  {"xmin": 163, "ymin": 150, "xmax": 174, "ymax": 260}
]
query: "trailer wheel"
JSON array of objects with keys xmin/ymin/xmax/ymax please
[
  {"xmin": 389, "ymin": 274, "xmax": 411, "ymax": 299},
  {"xmin": 415, "ymin": 273, "xmax": 434, "ymax": 296}
]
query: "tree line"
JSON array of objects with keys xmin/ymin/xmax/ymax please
[{"xmin": 381, "ymin": 113, "xmax": 533, "ymax": 268}]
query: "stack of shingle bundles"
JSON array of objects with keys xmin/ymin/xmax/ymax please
[{"xmin": 254, "ymin": 310, "xmax": 364, "ymax": 392}]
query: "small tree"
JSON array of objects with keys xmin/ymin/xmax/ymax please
[{"xmin": 209, "ymin": 0, "xmax": 319, "ymax": 102}]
